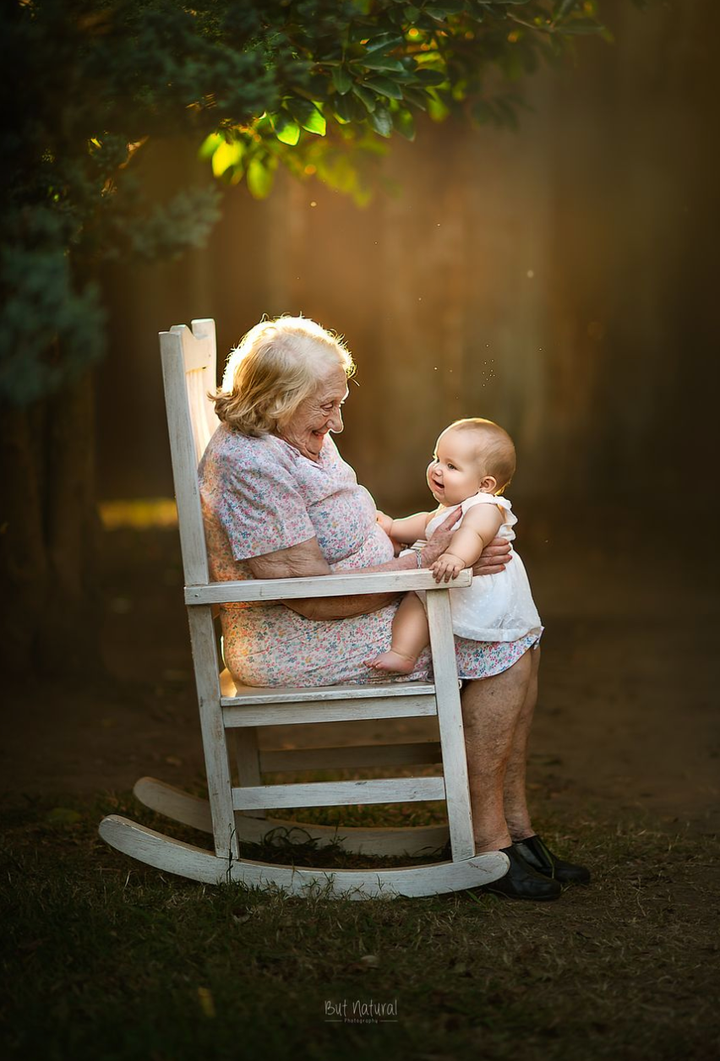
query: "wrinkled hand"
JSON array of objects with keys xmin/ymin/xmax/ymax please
[
  {"xmin": 376, "ymin": 510, "xmax": 393, "ymax": 536},
  {"xmin": 472, "ymin": 537, "xmax": 512, "ymax": 576},
  {"xmin": 419, "ymin": 507, "xmax": 463, "ymax": 567},
  {"xmin": 432, "ymin": 552, "xmax": 465, "ymax": 583}
]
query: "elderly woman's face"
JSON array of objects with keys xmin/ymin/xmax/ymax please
[{"xmin": 280, "ymin": 365, "xmax": 348, "ymax": 461}]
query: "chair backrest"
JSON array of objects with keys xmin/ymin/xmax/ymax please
[{"xmin": 159, "ymin": 319, "xmax": 220, "ymax": 588}]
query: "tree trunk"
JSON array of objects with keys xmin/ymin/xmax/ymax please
[{"xmin": 0, "ymin": 371, "xmax": 102, "ymax": 676}]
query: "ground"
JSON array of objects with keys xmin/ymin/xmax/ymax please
[{"xmin": 2, "ymin": 500, "xmax": 718, "ymax": 1060}]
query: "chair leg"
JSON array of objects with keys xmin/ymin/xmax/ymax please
[{"xmin": 231, "ymin": 729, "xmax": 266, "ymax": 819}]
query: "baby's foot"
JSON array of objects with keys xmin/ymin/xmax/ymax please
[{"xmin": 368, "ymin": 650, "xmax": 417, "ymax": 675}]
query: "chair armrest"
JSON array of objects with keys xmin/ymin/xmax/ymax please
[{"xmin": 184, "ymin": 567, "xmax": 472, "ymax": 606}]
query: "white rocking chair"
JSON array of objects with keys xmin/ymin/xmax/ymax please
[{"xmin": 99, "ymin": 318, "xmax": 509, "ymax": 899}]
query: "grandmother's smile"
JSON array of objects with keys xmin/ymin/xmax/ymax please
[{"xmin": 280, "ymin": 364, "xmax": 349, "ymax": 461}]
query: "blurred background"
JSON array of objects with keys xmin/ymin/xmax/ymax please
[{"xmin": 97, "ymin": 0, "xmax": 719, "ymax": 513}]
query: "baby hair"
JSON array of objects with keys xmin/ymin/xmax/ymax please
[{"xmin": 447, "ymin": 417, "xmax": 516, "ymax": 492}]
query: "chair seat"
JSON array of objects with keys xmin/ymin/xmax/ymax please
[
  {"xmin": 219, "ymin": 668, "xmax": 439, "ymax": 727},
  {"xmin": 220, "ymin": 667, "xmax": 436, "ymax": 703}
]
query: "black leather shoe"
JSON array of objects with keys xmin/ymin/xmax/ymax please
[
  {"xmin": 513, "ymin": 834, "xmax": 591, "ymax": 885},
  {"xmin": 482, "ymin": 845, "xmax": 562, "ymax": 901}
]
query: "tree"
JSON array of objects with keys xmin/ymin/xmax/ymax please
[{"xmin": 0, "ymin": 0, "xmax": 635, "ymax": 674}]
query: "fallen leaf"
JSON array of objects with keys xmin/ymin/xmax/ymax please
[
  {"xmin": 47, "ymin": 808, "xmax": 82, "ymax": 825},
  {"xmin": 197, "ymin": 986, "xmax": 216, "ymax": 1018}
]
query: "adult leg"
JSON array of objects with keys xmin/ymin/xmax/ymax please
[
  {"xmin": 497, "ymin": 644, "xmax": 592, "ymax": 885},
  {"xmin": 461, "ymin": 650, "xmax": 533, "ymax": 853},
  {"xmin": 503, "ymin": 643, "xmax": 541, "ymax": 842},
  {"xmin": 462, "ymin": 648, "xmax": 562, "ymax": 900}
]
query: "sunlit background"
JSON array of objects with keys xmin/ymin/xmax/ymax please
[{"xmin": 96, "ymin": 0, "xmax": 718, "ymax": 524}]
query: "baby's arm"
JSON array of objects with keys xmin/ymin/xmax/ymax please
[
  {"xmin": 432, "ymin": 504, "xmax": 504, "ymax": 582},
  {"xmin": 380, "ymin": 510, "xmax": 433, "ymax": 545}
]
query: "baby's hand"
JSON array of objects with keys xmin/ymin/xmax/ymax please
[
  {"xmin": 376, "ymin": 510, "xmax": 393, "ymax": 536},
  {"xmin": 432, "ymin": 552, "xmax": 466, "ymax": 583}
]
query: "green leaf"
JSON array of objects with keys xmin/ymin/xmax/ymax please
[
  {"xmin": 211, "ymin": 139, "xmax": 244, "ymax": 177},
  {"xmin": 331, "ymin": 67, "xmax": 353, "ymax": 95},
  {"xmin": 332, "ymin": 93, "xmax": 366, "ymax": 124},
  {"xmin": 368, "ymin": 105, "xmax": 393, "ymax": 138},
  {"xmin": 393, "ymin": 108, "xmax": 416, "ymax": 141},
  {"xmin": 286, "ymin": 99, "xmax": 327, "ymax": 136},
  {"xmin": 246, "ymin": 157, "xmax": 276, "ymax": 199},
  {"xmin": 365, "ymin": 32, "xmax": 404, "ymax": 54},
  {"xmin": 425, "ymin": 2, "xmax": 467, "ymax": 19},
  {"xmin": 554, "ymin": 0, "xmax": 580, "ymax": 16},
  {"xmin": 332, "ymin": 94, "xmax": 355, "ymax": 123},
  {"xmin": 272, "ymin": 115, "xmax": 300, "ymax": 146},
  {"xmin": 198, "ymin": 133, "xmax": 223, "ymax": 161},
  {"xmin": 402, "ymin": 86, "xmax": 428, "ymax": 111},
  {"xmin": 364, "ymin": 76, "xmax": 403, "ymax": 100},
  {"xmin": 361, "ymin": 56, "xmax": 406, "ymax": 73},
  {"xmin": 47, "ymin": 807, "xmax": 82, "ymax": 825},
  {"xmin": 404, "ymin": 5, "xmax": 421, "ymax": 22},
  {"xmin": 427, "ymin": 92, "xmax": 450, "ymax": 122},
  {"xmin": 415, "ymin": 69, "xmax": 447, "ymax": 86},
  {"xmin": 351, "ymin": 84, "xmax": 377, "ymax": 112}
]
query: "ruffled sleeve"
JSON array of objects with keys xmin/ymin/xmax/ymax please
[{"xmin": 208, "ymin": 433, "xmax": 316, "ymax": 562}]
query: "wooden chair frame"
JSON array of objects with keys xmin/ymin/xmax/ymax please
[{"xmin": 99, "ymin": 319, "xmax": 509, "ymax": 898}]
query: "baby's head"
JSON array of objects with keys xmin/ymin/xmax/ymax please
[{"xmin": 427, "ymin": 418, "xmax": 516, "ymax": 507}]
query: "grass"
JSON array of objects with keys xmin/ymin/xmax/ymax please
[{"xmin": 2, "ymin": 794, "xmax": 719, "ymax": 1061}]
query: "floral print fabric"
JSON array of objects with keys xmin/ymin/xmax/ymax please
[{"xmin": 199, "ymin": 425, "xmax": 537, "ymax": 688}]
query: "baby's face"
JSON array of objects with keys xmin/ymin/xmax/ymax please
[{"xmin": 426, "ymin": 429, "xmax": 485, "ymax": 507}]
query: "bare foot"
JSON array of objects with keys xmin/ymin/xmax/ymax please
[{"xmin": 368, "ymin": 650, "xmax": 417, "ymax": 674}]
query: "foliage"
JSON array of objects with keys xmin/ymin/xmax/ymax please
[
  {"xmin": 0, "ymin": 0, "xmax": 628, "ymax": 403},
  {"xmin": 200, "ymin": 0, "xmax": 616, "ymax": 203}
]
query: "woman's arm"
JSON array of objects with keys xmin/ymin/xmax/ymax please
[
  {"xmin": 246, "ymin": 506, "xmax": 508, "ymax": 619},
  {"xmin": 246, "ymin": 537, "xmax": 419, "ymax": 620},
  {"xmin": 246, "ymin": 508, "xmax": 465, "ymax": 620}
]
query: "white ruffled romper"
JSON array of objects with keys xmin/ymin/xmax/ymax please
[{"xmin": 424, "ymin": 493, "xmax": 542, "ymax": 642}]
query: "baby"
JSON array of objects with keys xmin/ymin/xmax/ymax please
[{"xmin": 371, "ymin": 417, "xmax": 542, "ymax": 674}]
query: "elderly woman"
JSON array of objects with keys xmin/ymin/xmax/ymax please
[{"xmin": 199, "ymin": 316, "xmax": 589, "ymax": 900}]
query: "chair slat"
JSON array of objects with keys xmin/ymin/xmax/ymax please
[
  {"xmin": 186, "ymin": 567, "xmax": 471, "ymax": 602},
  {"xmin": 232, "ymin": 776, "xmax": 445, "ymax": 812},
  {"xmin": 222, "ymin": 694, "xmax": 438, "ymax": 728}
]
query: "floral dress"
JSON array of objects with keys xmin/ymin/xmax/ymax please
[{"xmin": 199, "ymin": 425, "xmax": 537, "ymax": 688}]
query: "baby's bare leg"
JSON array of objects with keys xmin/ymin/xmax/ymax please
[{"xmin": 369, "ymin": 593, "xmax": 429, "ymax": 674}]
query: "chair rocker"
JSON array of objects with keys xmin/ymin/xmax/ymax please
[{"xmin": 99, "ymin": 318, "xmax": 509, "ymax": 899}]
